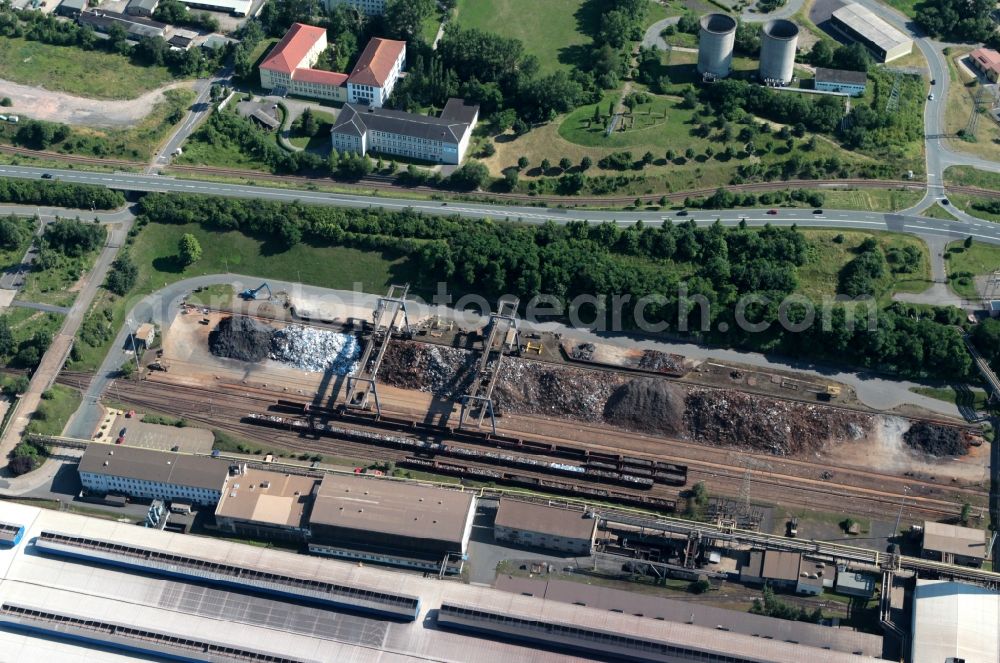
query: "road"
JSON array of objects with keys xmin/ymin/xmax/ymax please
[
  {"xmin": 0, "ymin": 211, "xmax": 134, "ymax": 466},
  {"xmin": 1, "ymin": 164, "xmax": 999, "ymax": 247},
  {"xmin": 149, "ymin": 68, "xmax": 232, "ymax": 173}
]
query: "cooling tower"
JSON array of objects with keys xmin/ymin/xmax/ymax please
[
  {"xmin": 759, "ymin": 19, "xmax": 799, "ymax": 85},
  {"xmin": 697, "ymin": 13, "xmax": 737, "ymax": 79}
]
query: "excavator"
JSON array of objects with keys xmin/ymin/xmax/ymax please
[{"xmin": 241, "ymin": 283, "xmax": 272, "ymax": 300}]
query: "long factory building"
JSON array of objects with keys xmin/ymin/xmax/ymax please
[{"xmin": 0, "ymin": 500, "xmax": 888, "ymax": 663}]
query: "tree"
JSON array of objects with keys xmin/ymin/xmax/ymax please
[
  {"xmin": 0, "ymin": 97, "xmax": 11, "ymax": 107},
  {"xmin": 964, "ymin": 235, "xmax": 974, "ymax": 249},
  {"xmin": 178, "ymin": 233, "xmax": 202, "ymax": 266},
  {"xmin": 592, "ymin": 105, "xmax": 601, "ymax": 123},
  {"xmin": 384, "ymin": 0, "xmax": 435, "ymax": 40},
  {"xmin": 448, "ymin": 160, "xmax": 490, "ymax": 190},
  {"xmin": 106, "ymin": 254, "xmax": 138, "ymax": 295},
  {"xmin": 517, "ymin": 156, "xmax": 529, "ymax": 170},
  {"xmin": 559, "ymin": 157, "xmax": 572, "ymax": 172},
  {"xmin": 684, "ymin": 147, "xmax": 695, "ymax": 159},
  {"xmin": 684, "ymin": 481, "xmax": 709, "ymax": 519},
  {"xmin": 690, "ymin": 579, "xmax": 711, "ymax": 594},
  {"xmin": 960, "ymin": 501, "xmax": 972, "ymax": 524},
  {"xmin": 299, "ymin": 107, "xmax": 318, "ymax": 136},
  {"xmin": 119, "ymin": 360, "xmax": 135, "ymax": 379},
  {"xmin": 580, "ymin": 156, "xmax": 592, "ymax": 171},
  {"xmin": 540, "ymin": 158, "xmax": 551, "ymax": 172}
]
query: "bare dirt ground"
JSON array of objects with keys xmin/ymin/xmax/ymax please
[{"xmin": 1, "ymin": 79, "xmax": 194, "ymax": 128}]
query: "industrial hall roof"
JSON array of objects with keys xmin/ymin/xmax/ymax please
[
  {"xmin": 494, "ymin": 499, "xmax": 597, "ymax": 540},
  {"xmin": 309, "ymin": 474, "xmax": 474, "ymax": 543}
]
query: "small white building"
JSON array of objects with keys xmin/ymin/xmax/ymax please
[{"xmin": 814, "ymin": 67, "xmax": 867, "ymax": 97}]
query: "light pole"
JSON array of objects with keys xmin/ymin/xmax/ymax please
[
  {"xmin": 893, "ymin": 485, "xmax": 910, "ymax": 541},
  {"xmin": 126, "ymin": 318, "xmax": 141, "ymax": 377}
]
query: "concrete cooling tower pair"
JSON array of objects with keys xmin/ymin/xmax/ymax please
[{"xmin": 696, "ymin": 14, "xmax": 799, "ymax": 86}]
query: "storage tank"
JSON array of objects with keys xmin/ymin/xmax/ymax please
[
  {"xmin": 697, "ymin": 13, "xmax": 737, "ymax": 79},
  {"xmin": 759, "ymin": 19, "xmax": 799, "ymax": 85}
]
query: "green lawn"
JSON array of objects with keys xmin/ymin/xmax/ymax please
[
  {"xmin": 797, "ymin": 229, "xmax": 932, "ymax": 301},
  {"xmin": 910, "ymin": 385, "xmax": 990, "ymax": 410},
  {"xmin": 922, "ymin": 202, "xmax": 960, "ymax": 221},
  {"xmin": 881, "ymin": 0, "xmax": 919, "ymax": 18},
  {"xmin": 454, "ymin": 0, "xmax": 591, "ymax": 72},
  {"xmin": 288, "ymin": 110, "xmax": 337, "ymax": 150},
  {"xmin": 70, "ymin": 221, "xmax": 420, "ymax": 370},
  {"xmin": 175, "ymin": 133, "xmax": 273, "ymax": 172},
  {"xmin": 945, "ymin": 240, "xmax": 1000, "ymax": 299},
  {"xmin": 25, "ymin": 384, "xmax": 81, "ymax": 437},
  {"xmin": 0, "ymin": 217, "xmax": 35, "ymax": 272},
  {"xmin": 946, "ymin": 194, "xmax": 1000, "ymax": 222},
  {"xmin": 0, "ymin": 37, "xmax": 175, "ymax": 100},
  {"xmin": 818, "ymin": 188, "xmax": 923, "ymax": 212}
]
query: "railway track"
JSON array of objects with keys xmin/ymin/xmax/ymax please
[
  {"xmin": 14, "ymin": 144, "xmax": 1000, "ymax": 207},
  {"xmin": 107, "ymin": 377, "xmax": 969, "ymax": 520}
]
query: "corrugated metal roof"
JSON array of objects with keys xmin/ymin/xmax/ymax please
[
  {"xmin": 911, "ymin": 579, "xmax": 1000, "ymax": 663},
  {"xmin": 922, "ymin": 520, "xmax": 987, "ymax": 559},
  {"xmin": 495, "ymin": 576, "xmax": 883, "ymax": 656},
  {"xmin": 832, "ymin": 4, "xmax": 911, "ymax": 53}
]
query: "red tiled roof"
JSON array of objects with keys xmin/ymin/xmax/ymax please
[
  {"xmin": 348, "ymin": 38, "xmax": 405, "ymax": 88},
  {"xmin": 260, "ymin": 23, "xmax": 327, "ymax": 75},
  {"xmin": 293, "ymin": 68, "xmax": 348, "ymax": 86},
  {"xmin": 972, "ymin": 48, "xmax": 1000, "ymax": 72}
]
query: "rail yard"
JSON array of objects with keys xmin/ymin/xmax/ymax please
[{"xmin": 63, "ymin": 284, "xmax": 992, "ymax": 531}]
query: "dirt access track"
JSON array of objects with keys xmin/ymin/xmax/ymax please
[{"xmin": 0, "ymin": 78, "xmax": 194, "ymax": 128}]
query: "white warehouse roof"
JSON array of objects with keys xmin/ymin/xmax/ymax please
[
  {"xmin": 832, "ymin": 3, "xmax": 912, "ymax": 59},
  {"xmin": 911, "ymin": 579, "xmax": 1000, "ymax": 663}
]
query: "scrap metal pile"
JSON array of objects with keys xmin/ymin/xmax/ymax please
[{"xmin": 208, "ymin": 316, "xmax": 359, "ymax": 374}]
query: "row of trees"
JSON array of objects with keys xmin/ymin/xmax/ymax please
[
  {"xmin": 916, "ymin": 0, "xmax": 994, "ymax": 43},
  {"xmin": 0, "ymin": 215, "xmax": 31, "ymax": 252},
  {"xmin": 0, "ymin": 179, "xmax": 125, "ymax": 210},
  {"xmin": 135, "ymin": 192, "xmax": 972, "ymax": 378}
]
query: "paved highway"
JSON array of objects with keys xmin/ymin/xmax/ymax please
[{"xmin": 0, "ymin": 164, "xmax": 998, "ymax": 245}]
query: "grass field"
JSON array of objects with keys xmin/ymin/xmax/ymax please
[
  {"xmin": 0, "ymin": 217, "xmax": 34, "ymax": 272},
  {"xmin": 454, "ymin": 0, "xmax": 591, "ymax": 72},
  {"xmin": 0, "ymin": 88, "xmax": 195, "ymax": 162},
  {"xmin": 881, "ymin": 0, "xmax": 919, "ymax": 18},
  {"xmin": 922, "ymin": 202, "xmax": 959, "ymax": 221},
  {"xmin": 942, "ymin": 49, "xmax": 1000, "ymax": 162},
  {"xmin": 16, "ymin": 228, "xmax": 106, "ymax": 308},
  {"xmin": 25, "ymin": 384, "xmax": 81, "ymax": 437},
  {"xmin": 797, "ymin": 229, "xmax": 932, "ymax": 300},
  {"xmin": 3, "ymin": 308, "xmax": 62, "ymax": 351},
  {"xmin": 288, "ymin": 110, "xmax": 337, "ymax": 150},
  {"xmin": 940, "ymin": 194, "xmax": 1000, "ymax": 222},
  {"xmin": 70, "ymin": 221, "xmax": 419, "ymax": 370},
  {"xmin": 0, "ymin": 38, "xmax": 175, "ymax": 100},
  {"xmin": 945, "ymin": 241, "xmax": 1000, "ymax": 299},
  {"xmin": 910, "ymin": 385, "xmax": 990, "ymax": 410},
  {"xmin": 945, "ymin": 165, "xmax": 1000, "ymax": 190}
]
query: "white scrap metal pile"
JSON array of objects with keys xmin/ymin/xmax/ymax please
[{"xmin": 270, "ymin": 325, "xmax": 360, "ymax": 373}]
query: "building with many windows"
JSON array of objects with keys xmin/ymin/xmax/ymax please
[
  {"xmin": 77, "ymin": 444, "xmax": 229, "ymax": 507},
  {"xmin": 814, "ymin": 67, "xmax": 867, "ymax": 96},
  {"xmin": 322, "ymin": 0, "xmax": 386, "ymax": 15},
  {"xmin": 259, "ymin": 23, "xmax": 404, "ymax": 106},
  {"xmin": 330, "ymin": 98, "xmax": 479, "ymax": 164}
]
